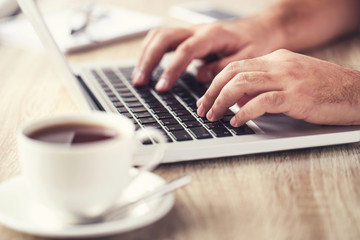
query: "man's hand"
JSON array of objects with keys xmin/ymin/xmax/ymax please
[
  {"xmin": 132, "ymin": 17, "xmax": 284, "ymax": 92},
  {"xmin": 132, "ymin": 0, "xmax": 360, "ymax": 93},
  {"xmin": 197, "ymin": 49, "xmax": 360, "ymax": 126}
]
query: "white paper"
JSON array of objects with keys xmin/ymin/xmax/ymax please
[{"xmin": 0, "ymin": 5, "xmax": 163, "ymax": 52}]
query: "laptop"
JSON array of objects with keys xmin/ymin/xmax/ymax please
[{"xmin": 17, "ymin": 0, "xmax": 360, "ymax": 165}]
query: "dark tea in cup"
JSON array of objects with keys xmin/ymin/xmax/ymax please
[{"xmin": 27, "ymin": 123, "xmax": 118, "ymax": 145}]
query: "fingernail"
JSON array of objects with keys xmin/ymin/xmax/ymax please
[
  {"xmin": 230, "ymin": 116, "xmax": 240, "ymax": 127},
  {"xmin": 197, "ymin": 96, "xmax": 204, "ymax": 107},
  {"xmin": 206, "ymin": 109, "xmax": 214, "ymax": 121},
  {"xmin": 198, "ymin": 69, "xmax": 213, "ymax": 82},
  {"xmin": 197, "ymin": 104, "xmax": 205, "ymax": 117},
  {"xmin": 155, "ymin": 78, "xmax": 168, "ymax": 91}
]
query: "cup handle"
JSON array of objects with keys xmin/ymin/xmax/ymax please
[{"xmin": 130, "ymin": 128, "xmax": 166, "ymax": 181}]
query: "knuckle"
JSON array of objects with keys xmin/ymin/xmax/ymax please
[
  {"xmin": 233, "ymin": 73, "xmax": 251, "ymax": 86},
  {"xmin": 177, "ymin": 42, "xmax": 195, "ymax": 56},
  {"xmin": 272, "ymin": 48, "xmax": 290, "ymax": 56},
  {"xmin": 233, "ymin": 72, "xmax": 269, "ymax": 89},
  {"xmin": 151, "ymin": 29, "xmax": 172, "ymax": 43},
  {"xmin": 207, "ymin": 23, "xmax": 224, "ymax": 34},
  {"xmin": 268, "ymin": 49, "xmax": 291, "ymax": 61},
  {"xmin": 199, "ymin": 22, "xmax": 223, "ymax": 33},
  {"xmin": 212, "ymin": 97, "xmax": 224, "ymax": 111},
  {"xmin": 225, "ymin": 61, "xmax": 239, "ymax": 73},
  {"xmin": 204, "ymin": 90, "xmax": 216, "ymax": 100},
  {"xmin": 260, "ymin": 92, "xmax": 285, "ymax": 106}
]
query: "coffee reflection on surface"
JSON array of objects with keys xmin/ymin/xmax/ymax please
[{"xmin": 28, "ymin": 123, "xmax": 118, "ymax": 144}]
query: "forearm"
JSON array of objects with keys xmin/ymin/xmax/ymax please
[{"xmin": 254, "ymin": 0, "xmax": 360, "ymax": 51}]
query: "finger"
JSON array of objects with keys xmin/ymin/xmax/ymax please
[
  {"xmin": 236, "ymin": 95, "xmax": 254, "ymax": 107},
  {"xmin": 133, "ymin": 28, "xmax": 192, "ymax": 86},
  {"xmin": 230, "ymin": 91, "xmax": 289, "ymax": 127},
  {"xmin": 196, "ymin": 47, "xmax": 259, "ymax": 83},
  {"xmin": 133, "ymin": 30, "xmax": 164, "ymax": 85},
  {"xmin": 197, "ymin": 55, "xmax": 238, "ymax": 83},
  {"xmin": 197, "ymin": 58, "xmax": 270, "ymax": 117},
  {"xmin": 205, "ymin": 72, "xmax": 282, "ymax": 121},
  {"xmin": 155, "ymin": 33, "xmax": 218, "ymax": 92},
  {"xmin": 196, "ymin": 49, "xmax": 260, "ymax": 106}
]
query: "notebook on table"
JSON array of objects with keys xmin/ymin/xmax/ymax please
[{"xmin": 17, "ymin": 0, "xmax": 360, "ymax": 164}]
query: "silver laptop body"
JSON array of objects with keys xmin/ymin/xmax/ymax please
[{"xmin": 17, "ymin": 0, "xmax": 360, "ymax": 164}]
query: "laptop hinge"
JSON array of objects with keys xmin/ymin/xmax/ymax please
[{"xmin": 76, "ymin": 75, "xmax": 105, "ymax": 111}]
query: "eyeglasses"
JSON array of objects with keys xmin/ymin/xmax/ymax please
[{"xmin": 69, "ymin": 1, "xmax": 108, "ymax": 37}]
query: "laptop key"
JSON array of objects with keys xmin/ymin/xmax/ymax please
[
  {"xmin": 148, "ymin": 101, "xmax": 164, "ymax": 108},
  {"xmin": 143, "ymin": 122, "xmax": 163, "ymax": 129},
  {"xmin": 118, "ymin": 92, "xmax": 134, "ymax": 98},
  {"xmin": 126, "ymin": 101, "xmax": 143, "ymax": 108},
  {"xmin": 113, "ymin": 101, "xmax": 124, "ymax": 108},
  {"xmin": 131, "ymin": 106, "xmax": 148, "ymax": 113},
  {"xmin": 221, "ymin": 115, "xmax": 233, "ymax": 123},
  {"xmin": 173, "ymin": 110, "xmax": 191, "ymax": 117},
  {"xmin": 229, "ymin": 125, "xmax": 255, "ymax": 135},
  {"xmin": 177, "ymin": 114, "xmax": 197, "ymax": 122},
  {"xmin": 183, "ymin": 121, "xmax": 203, "ymax": 128},
  {"xmin": 134, "ymin": 112, "xmax": 153, "ymax": 119},
  {"xmin": 137, "ymin": 90, "xmax": 152, "ymax": 97},
  {"xmin": 151, "ymin": 106, "xmax": 169, "ymax": 114},
  {"xmin": 165, "ymin": 124, "xmax": 185, "ymax": 132},
  {"xmin": 164, "ymin": 99, "xmax": 181, "ymax": 106},
  {"xmin": 211, "ymin": 127, "xmax": 232, "ymax": 138},
  {"xmin": 204, "ymin": 122, "xmax": 223, "ymax": 129},
  {"xmin": 123, "ymin": 97, "xmax": 140, "ymax": 103},
  {"xmin": 198, "ymin": 116, "xmax": 212, "ymax": 124},
  {"xmin": 138, "ymin": 117, "xmax": 157, "ymax": 124},
  {"xmin": 167, "ymin": 104, "xmax": 187, "ymax": 111},
  {"xmin": 155, "ymin": 112, "xmax": 174, "ymax": 120},
  {"xmin": 161, "ymin": 118, "xmax": 180, "ymax": 126},
  {"xmin": 117, "ymin": 106, "xmax": 128, "ymax": 113},
  {"xmin": 188, "ymin": 127, "xmax": 213, "ymax": 139},
  {"xmin": 143, "ymin": 96, "xmax": 160, "ymax": 104},
  {"xmin": 108, "ymin": 96, "xmax": 119, "ymax": 102},
  {"xmin": 158, "ymin": 92, "xmax": 176, "ymax": 100},
  {"xmin": 170, "ymin": 130, "xmax": 193, "ymax": 141},
  {"xmin": 181, "ymin": 96, "xmax": 197, "ymax": 106},
  {"xmin": 187, "ymin": 103, "xmax": 198, "ymax": 112},
  {"xmin": 115, "ymin": 87, "xmax": 129, "ymax": 93}
]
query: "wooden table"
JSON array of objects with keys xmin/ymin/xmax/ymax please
[{"xmin": 1, "ymin": 0, "xmax": 360, "ymax": 239}]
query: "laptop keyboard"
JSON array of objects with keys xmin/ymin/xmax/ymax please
[{"xmin": 90, "ymin": 67, "xmax": 254, "ymax": 144}]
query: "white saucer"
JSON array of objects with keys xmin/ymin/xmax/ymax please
[{"xmin": 0, "ymin": 169, "xmax": 174, "ymax": 238}]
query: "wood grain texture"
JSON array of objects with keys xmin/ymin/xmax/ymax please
[{"xmin": 0, "ymin": 0, "xmax": 360, "ymax": 239}]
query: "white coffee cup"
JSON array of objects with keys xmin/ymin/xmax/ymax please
[{"xmin": 18, "ymin": 111, "xmax": 166, "ymax": 224}]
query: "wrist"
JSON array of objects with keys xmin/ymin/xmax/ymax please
[{"xmin": 241, "ymin": 10, "xmax": 288, "ymax": 50}]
